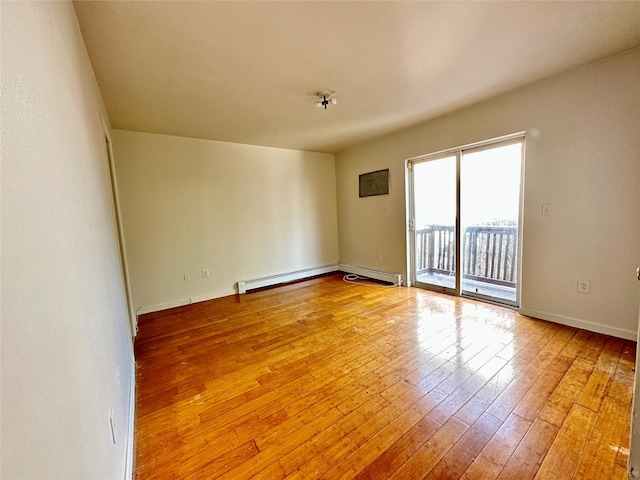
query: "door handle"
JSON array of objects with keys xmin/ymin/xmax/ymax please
[{"xmin": 637, "ymin": 267, "xmax": 640, "ymax": 281}]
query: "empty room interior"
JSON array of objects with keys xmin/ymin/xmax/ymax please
[{"xmin": 3, "ymin": 1, "xmax": 640, "ymax": 479}]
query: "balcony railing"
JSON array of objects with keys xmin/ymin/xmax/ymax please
[{"xmin": 416, "ymin": 224, "xmax": 518, "ymax": 288}]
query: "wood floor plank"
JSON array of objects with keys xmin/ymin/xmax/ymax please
[
  {"xmin": 572, "ymin": 437, "xmax": 618, "ymax": 480},
  {"xmin": 495, "ymin": 418, "xmax": 559, "ymax": 480},
  {"xmin": 322, "ymin": 413, "xmax": 413, "ymax": 479},
  {"xmin": 353, "ymin": 415, "xmax": 441, "ymax": 480},
  {"xmin": 133, "ymin": 274, "xmax": 636, "ymax": 480},
  {"xmin": 388, "ymin": 417, "xmax": 469, "ymax": 480},
  {"xmin": 285, "ymin": 435, "xmax": 358, "ymax": 479},
  {"xmin": 485, "ymin": 363, "xmax": 546, "ymax": 422},
  {"xmin": 453, "ymin": 356, "xmax": 526, "ymax": 426},
  {"xmin": 278, "ymin": 423, "xmax": 349, "ymax": 476},
  {"xmin": 610, "ymin": 464, "xmax": 628, "ymax": 480},
  {"xmin": 577, "ymin": 370, "xmax": 611, "ymax": 412},
  {"xmin": 460, "ymin": 413, "xmax": 532, "ymax": 480},
  {"xmin": 220, "ymin": 407, "xmax": 344, "ymax": 479},
  {"xmin": 190, "ymin": 440, "xmax": 258, "ymax": 479},
  {"xmin": 513, "ymin": 355, "xmax": 573, "ymax": 422},
  {"xmin": 423, "ymin": 413, "xmax": 503, "ymax": 480},
  {"xmin": 590, "ymin": 396, "xmax": 630, "ymax": 448},
  {"xmin": 534, "ymin": 404, "xmax": 597, "ymax": 479},
  {"xmin": 537, "ymin": 358, "xmax": 594, "ymax": 428}
]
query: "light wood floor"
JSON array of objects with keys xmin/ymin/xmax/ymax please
[{"xmin": 134, "ymin": 273, "xmax": 635, "ymax": 479}]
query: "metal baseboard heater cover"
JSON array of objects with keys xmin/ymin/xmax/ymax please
[
  {"xmin": 237, "ymin": 263, "xmax": 402, "ymax": 294},
  {"xmin": 237, "ymin": 264, "xmax": 339, "ymax": 294}
]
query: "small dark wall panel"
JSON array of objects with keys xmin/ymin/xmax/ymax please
[{"xmin": 359, "ymin": 169, "xmax": 389, "ymax": 197}]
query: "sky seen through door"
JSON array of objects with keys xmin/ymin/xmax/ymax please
[{"xmin": 414, "ymin": 143, "xmax": 522, "ymax": 228}]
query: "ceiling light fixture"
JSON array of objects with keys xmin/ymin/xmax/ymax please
[{"xmin": 315, "ymin": 90, "xmax": 337, "ymax": 110}]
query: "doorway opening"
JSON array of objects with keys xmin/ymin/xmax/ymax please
[
  {"xmin": 408, "ymin": 134, "xmax": 524, "ymax": 306},
  {"xmin": 103, "ymin": 129, "xmax": 136, "ymax": 339}
]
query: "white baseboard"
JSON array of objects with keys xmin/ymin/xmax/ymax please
[
  {"xmin": 136, "ymin": 299, "xmax": 191, "ymax": 316},
  {"xmin": 135, "ymin": 288, "xmax": 237, "ymax": 316},
  {"xmin": 189, "ymin": 289, "xmax": 237, "ymax": 304},
  {"xmin": 519, "ymin": 308, "xmax": 636, "ymax": 340},
  {"xmin": 124, "ymin": 361, "xmax": 136, "ymax": 480},
  {"xmin": 237, "ymin": 264, "xmax": 339, "ymax": 294},
  {"xmin": 339, "ymin": 263, "xmax": 402, "ymax": 286}
]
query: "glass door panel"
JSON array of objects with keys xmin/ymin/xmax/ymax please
[
  {"xmin": 413, "ymin": 156, "xmax": 457, "ymax": 291},
  {"xmin": 460, "ymin": 142, "xmax": 522, "ymax": 304}
]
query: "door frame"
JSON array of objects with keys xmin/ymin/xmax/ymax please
[
  {"xmin": 101, "ymin": 116, "xmax": 136, "ymax": 340},
  {"xmin": 406, "ymin": 152, "xmax": 460, "ymax": 295},
  {"xmin": 406, "ymin": 132, "xmax": 526, "ymax": 306},
  {"xmin": 628, "ymin": 268, "xmax": 640, "ymax": 478}
]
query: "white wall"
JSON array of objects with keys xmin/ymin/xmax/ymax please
[
  {"xmin": 1, "ymin": 2, "xmax": 134, "ymax": 479},
  {"xmin": 336, "ymin": 48, "xmax": 640, "ymax": 339},
  {"xmin": 111, "ymin": 130, "xmax": 339, "ymax": 313}
]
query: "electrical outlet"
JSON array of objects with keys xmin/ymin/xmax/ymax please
[
  {"xmin": 109, "ymin": 408, "xmax": 116, "ymax": 444},
  {"xmin": 542, "ymin": 203, "xmax": 552, "ymax": 216},
  {"xmin": 202, "ymin": 269, "xmax": 210, "ymax": 278},
  {"xmin": 378, "ymin": 254, "xmax": 382, "ymax": 262},
  {"xmin": 577, "ymin": 279, "xmax": 590, "ymax": 294},
  {"xmin": 183, "ymin": 273, "xmax": 190, "ymax": 281}
]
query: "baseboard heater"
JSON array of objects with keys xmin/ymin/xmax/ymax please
[
  {"xmin": 237, "ymin": 264, "xmax": 340, "ymax": 294},
  {"xmin": 236, "ymin": 263, "xmax": 403, "ymax": 294},
  {"xmin": 338, "ymin": 263, "xmax": 402, "ymax": 286}
]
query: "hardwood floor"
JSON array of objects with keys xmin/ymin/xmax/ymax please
[{"xmin": 133, "ymin": 273, "xmax": 635, "ymax": 479}]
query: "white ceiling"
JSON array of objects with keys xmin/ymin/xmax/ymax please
[{"xmin": 74, "ymin": 1, "xmax": 640, "ymax": 154}]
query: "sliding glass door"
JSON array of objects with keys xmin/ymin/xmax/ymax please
[
  {"xmin": 409, "ymin": 136, "xmax": 523, "ymax": 306},
  {"xmin": 460, "ymin": 141, "xmax": 522, "ymax": 304},
  {"xmin": 412, "ymin": 155, "xmax": 458, "ymax": 292}
]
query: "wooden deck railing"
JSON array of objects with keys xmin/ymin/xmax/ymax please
[{"xmin": 416, "ymin": 225, "xmax": 518, "ymax": 287}]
